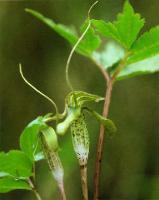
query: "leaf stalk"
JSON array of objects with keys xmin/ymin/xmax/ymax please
[{"xmin": 93, "ymin": 53, "xmax": 129, "ymax": 200}]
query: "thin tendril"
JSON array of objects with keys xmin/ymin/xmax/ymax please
[
  {"xmin": 65, "ymin": 1, "xmax": 99, "ymax": 91},
  {"xmin": 65, "ymin": 24, "xmax": 91, "ymax": 91},
  {"xmin": 88, "ymin": 1, "xmax": 99, "ymax": 19},
  {"xmin": 19, "ymin": 64, "xmax": 59, "ymax": 115}
]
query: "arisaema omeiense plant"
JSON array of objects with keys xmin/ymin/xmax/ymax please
[
  {"xmin": 17, "ymin": 2, "xmax": 116, "ymax": 199},
  {"xmin": 0, "ymin": 2, "xmax": 116, "ymax": 200},
  {"xmin": 19, "ymin": 63, "xmax": 116, "ymax": 200}
]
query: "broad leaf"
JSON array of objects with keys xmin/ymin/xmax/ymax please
[
  {"xmin": 80, "ymin": 20, "xmax": 101, "ymax": 55},
  {"xmin": 20, "ymin": 116, "xmax": 47, "ymax": 161},
  {"xmin": 92, "ymin": 41, "xmax": 125, "ymax": 69},
  {"xmin": 117, "ymin": 54, "xmax": 159, "ymax": 80},
  {"xmin": 0, "ymin": 150, "xmax": 32, "ymax": 178},
  {"xmin": 25, "ymin": 9, "xmax": 101, "ymax": 56},
  {"xmin": 92, "ymin": 20, "xmax": 121, "ymax": 45},
  {"xmin": 92, "ymin": 1, "xmax": 144, "ymax": 49},
  {"xmin": 128, "ymin": 26, "xmax": 159, "ymax": 63},
  {"xmin": 0, "ymin": 177, "xmax": 31, "ymax": 193}
]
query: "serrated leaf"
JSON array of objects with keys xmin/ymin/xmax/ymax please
[
  {"xmin": 20, "ymin": 116, "xmax": 47, "ymax": 161},
  {"xmin": 117, "ymin": 54, "xmax": 159, "ymax": 80},
  {"xmin": 92, "ymin": 19, "xmax": 121, "ymax": 45},
  {"xmin": 0, "ymin": 150, "xmax": 32, "ymax": 178},
  {"xmin": 92, "ymin": 1, "xmax": 144, "ymax": 49},
  {"xmin": 66, "ymin": 91, "xmax": 104, "ymax": 107},
  {"xmin": 0, "ymin": 177, "xmax": 31, "ymax": 193},
  {"xmin": 92, "ymin": 41, "xmax": 125, "ymax": 69},
  {"xmin": 128, "ymin": 26, "xmax": 159, "ymax": 63},
  {"xmin": 80, "ymin": 20, "xmax": 101, "ymax": 55},
  {"xmin": 25, "ymin": 9, "xmax": 101, "ymax": 56}
]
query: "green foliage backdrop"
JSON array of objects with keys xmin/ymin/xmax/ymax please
[{"xmin": 1, "ymin": 0, "xmax": 159, "ymax": 199}]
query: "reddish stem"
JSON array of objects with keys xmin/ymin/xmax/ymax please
[
  {"xmin": 80, "ymin": 165, "xmax": 88, "ymax": 200},
  {"xmin": 93, "ymin": 79, "xmax": 113, "ymax": 200},
  {"xmin": 58, "ymin": 182, "xmax": 67, "ymax": 200},
  {"xmin": 93, "ymin": 53, "xmax": 128, "ymax": 200}
]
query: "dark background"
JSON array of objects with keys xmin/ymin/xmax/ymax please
[{"xmin": 1, "ymin": 0, "xmax": 159, "ymax": 199}]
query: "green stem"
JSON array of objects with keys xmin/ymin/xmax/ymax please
[
  {"xmin": 28, "ymin": 178, "xmax": 42, "ymax": 200},
  {"xmin": 33, "ymin": 189, "xmax": 42, "ymax": 200}
]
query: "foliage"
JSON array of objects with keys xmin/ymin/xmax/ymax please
[
  {"xmin": 26, "ymin": 1, "xmax": 159, "ymax": 80},
  {"xmin": 1, "ymin": 1, "xmax": 159, "ymax": 199}
]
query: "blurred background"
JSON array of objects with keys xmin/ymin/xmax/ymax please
[{"xmin": 1, "ymin": 0, "xmax": 159, "ymax": 199}]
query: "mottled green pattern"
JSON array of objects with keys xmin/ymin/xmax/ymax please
[
  {"xmin": 71, "ymin": 114, "xmax": 89, "ymax": 166},
  {"xmin": 40, "ymin": 132, "xmax": 64, "ymax": 183},
  {"xmin": 66, "ymin": 91, "xmax": 104, "ymax": 108}
]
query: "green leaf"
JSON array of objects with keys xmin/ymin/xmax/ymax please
[
  {"xmin": 117, "ymin": 54, "xmax": 159, "ymax": 80},
  {"xmin": 92, "ymin": 41, "xmax": 125, "ymax": 69},
  {"xmin": 25, "ymin": 8, "xmax": 101, "ymax": 56},
  {"xmin": 88, "ymin": 110, "xmax": 117, "ymax": 136},
  {"xmin": 80, "ymin": 20, "xmax": 101, "ymax": 55},
  {"xmin": 92, "ymin": 19, "xmax": 121, "ymax": 45},
  {"xmin": 0, "ymin": 177, "xmax": 31, "ymax": 193},
  {"xmin": 0, "ymin": 172, "xmax": 9, "ymax": 178},
  {"xmin": 0, "ymin": 150, "xmax": 32, "ymax": 178},
  {"xmin": 25, "ymin": 9, "xmax": 77, "ymax": 46},
  {"xmin": 128, "ymin": 26, "xmax": 159, "ymax": 63},
  {"xmin": 20, "ymin": 116, "xmax": 47, "ymax": 161},
  {"xmin": 66, "ymin": 91, "xmax": 104, "ymax": 108},
  {"xmin": 92, "ymin": 1, "xmax": 144, "ymax": 49}
]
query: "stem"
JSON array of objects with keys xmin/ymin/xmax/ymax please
[
  {"xmin": 91, "ymin": 58, "xmax": 110, "ymax": 84},
  {"xmin": 32, "ymin": 163, "xmax": 36, "ymax": 181},
  {"xmin": 28, "ymin": 178, "xmax": 42, "ymax": 200},
  {"xmin": 80, "ymin": 165, "xmax": 88, "ymax": 200},
  {"xmin": 93, "ymin": 54, "xmax": 129, "ymax": 200},
  {"xmin": 58, "ymin": 182, "xmax": 67, "ymax": 200},
  {"xmin": 111, "ymin": 52, "xmax": 130, "ymax": 82},
  {"xmin": 93, "ymin": 79, "xmax": 113, "ymax": 200},
  {"xmin": 33, "ymin": 189, "xmax": 42, "ymax": 200}
]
